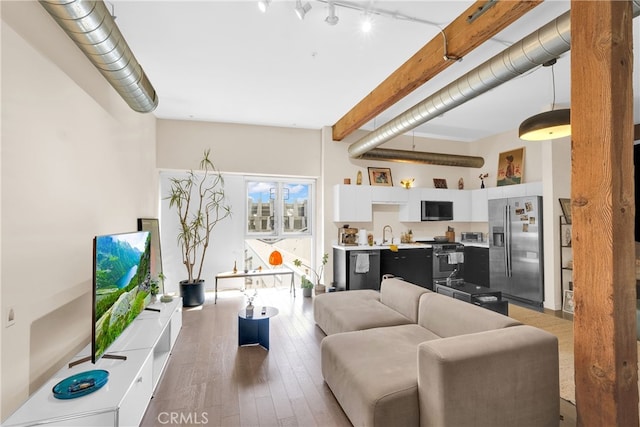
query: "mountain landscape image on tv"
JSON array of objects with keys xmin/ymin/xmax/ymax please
[{"xmin": 93, "ymin": 231, "xmax": 152, "ymax": 362}]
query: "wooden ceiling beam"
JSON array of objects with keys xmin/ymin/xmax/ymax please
[{"xmin": 331, "ymin": 0, "xmax": 543, "ymax": 141}]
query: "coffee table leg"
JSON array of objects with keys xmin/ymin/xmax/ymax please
[
  {"xmin": 238, "ymin": 317, "xmax": 270, "ymax": 350},
  {"xmin": 258, "ymin": 318, "xmax": 270, "ymax": 350}
]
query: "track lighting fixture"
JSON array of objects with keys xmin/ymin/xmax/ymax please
[
  {"xmin": 519, "ymin": 59, "xmax": 571, "ymax": 141},
  {"xmin": 257, "ymin": 0, "xmax": 270, "ymax": 13},
  {"xmin": 295, "ymin": 0, "xmax": 312, "ymax": 20},
  {"xmin": 261, "ymin": 0, "xmax": 441, "ymax": 34},
  {"xmin": 325, "ymin": 1, "xmax": 339, "ymax": 25}
]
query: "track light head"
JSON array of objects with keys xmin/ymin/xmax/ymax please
[
  {"xmin": 325, "ymin": 2, "xmax": 339, "ymax": 25},
  {"xmin": 295, "ymin": 0, "xmax": 312, "ymax": 20},
  {"xmin": 257, "ymin": 0, "xmax": 271, "ymax": 13}
]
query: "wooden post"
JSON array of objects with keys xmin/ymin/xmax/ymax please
[{"xmin": 571, "ymin": 1, "xmax": 638, "ymax": 425}]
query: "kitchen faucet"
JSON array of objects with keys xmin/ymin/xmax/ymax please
[{"xmin": 382, "ymin": 225, "xmax": 393, "ymax": 244}]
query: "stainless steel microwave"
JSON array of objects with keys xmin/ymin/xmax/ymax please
[{"xmin": 421, "ymin": 201, "xmax": 453, "ymax": 221}]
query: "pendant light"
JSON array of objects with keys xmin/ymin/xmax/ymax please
[{"xmin": 519, "ymin": 59, "xmax": 571, "ymax": 141}]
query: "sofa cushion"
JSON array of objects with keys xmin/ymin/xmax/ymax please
[
  {"xmin": 321, "ymin": 324, "xmax": 439, "ymax": 427},
  {"xmin": 314, "ymin": 289, "xmax": 413, "ymax": 335},
  {"xmin": 418, "ymin": 292, "xmax": 521, "ymax": 337},
  {"xmin": 380, "ymin": 277, "xmax": 431, "ymax": 323},
  {"xmin": 417, "ymin": 325, "xmax": 559, "ymax": 426}
]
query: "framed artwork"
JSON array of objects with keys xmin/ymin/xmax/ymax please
[
  {"xmin": 368, "ymin": 167, "xmax": 393, "ymax": 186},
  {"xmin": 137, "ymin": 218, "xmax": 164, "ymax": 294},
  {"xmin": 562, "ymin": 290, "xmax": 574, "ymax": 314},
  {"xmin": 497, "ymin": 147, "xmax": 525, "ymax": 186},
  {"xmin": 559, "ymin": 198, "xmax": 572, "ymax": 224},
  {"xmin": 433, "ymin": 178, "xmax": 448, "ymax": 189}
]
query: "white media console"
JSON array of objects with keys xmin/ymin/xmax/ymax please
[{"xmin": 3, "ymin": 298, "xmax": 182, "ymax": 427}]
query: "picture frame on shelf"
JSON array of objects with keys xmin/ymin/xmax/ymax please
[
  {"xmin": 368, "ymin": 167, "xmax": 393, "ymax": 186},
  {"xmin": 562, "ymin": 290, "xmax": 574, "ymax": 314},
  {"xmin": 433, "ymin": 178, "xmax": 448, "ymax": 189},
  {"xmin": 497, "ymin": 147, "xmax": 524, "ymax": 186},
  {"xmin": 559, "ymin": 198, "xmax": 572, "ymax": 224}
]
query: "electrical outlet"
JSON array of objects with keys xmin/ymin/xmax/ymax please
[{"xmin": 6, "ymin": 307, "xmax": 15, "ymax": 328}]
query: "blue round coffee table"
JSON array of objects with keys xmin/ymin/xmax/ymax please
[{"xmin": 238, "ymin": 306, "xmax": 279, "ymax": 350}]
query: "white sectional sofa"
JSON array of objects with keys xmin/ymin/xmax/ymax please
[{"xmin": 314, "ymin": 278, "xmax": 560, "ymax": 427}]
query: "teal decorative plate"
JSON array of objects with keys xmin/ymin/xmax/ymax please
[{"xmin": 52, "ymin": 369, "xmax": 109, "ymax": 399}]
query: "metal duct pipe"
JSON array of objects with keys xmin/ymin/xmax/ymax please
[
  {"xmin": 39, "ymin": 0, "xmax": 158, "ymax": 113},
  {"xmin": 348, "ymin": 2, "xmax": 640, "ymax": 158},
  {"xmin": 362, "ymin": 148, "xmax": 484, "ymax": 168}
]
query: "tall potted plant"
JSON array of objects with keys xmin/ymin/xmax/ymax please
[{"xmin": 167, "ymin": 149, "xmax": 231, "ymax": 307}]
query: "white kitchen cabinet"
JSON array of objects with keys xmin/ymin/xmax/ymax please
[
  {"xmin": 487, "ymin": 182, "xmax": 542, "ymax": 200},
  {"xmin": 3, "ymin": 299, "xmax": 182, "ymax": 427},
  {"xmin": 470, "ymin": 189, "xmax": 488, "ymax": 222},
  {"xmin": 450, "ymin": 190, "xmax": 471, "ymax": 221},
  {"xmin": 398, "ymin": 188, "xmax": 422, "ymax": 221},
  {"xmin": 333, "ymin": 184, "xmax": 372, "ymax": 222},
  {"xmin": 370, "ymin": 186, "xmax": 409, "ymax": 204}
]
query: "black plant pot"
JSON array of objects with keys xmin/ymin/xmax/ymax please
[{"xmin": 180, "ymin": 280, "xmax": 205, "ymax": 307}]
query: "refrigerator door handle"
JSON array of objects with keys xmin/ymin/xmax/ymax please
[
  {"xmin": 506, "ymin": 205, "xmax": 512, "ymax": 277},
  {"xmin": 504, "ymin": 205, "xmax": 509, "ymax": 276}
]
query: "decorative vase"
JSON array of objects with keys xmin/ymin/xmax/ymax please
[
  {"xmin": 246, "ymin": 303, "xmax": 254, "ymax": 318},
  {"xmin": 179, "ymin": 279, "xmax": 205, "ymax": 307}
]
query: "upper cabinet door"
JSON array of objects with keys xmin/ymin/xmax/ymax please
[
  {"xmin": 470, "ymin": 189, "xmax": 488, "ymax": 222},
  {"xmin": 370, "ymin": 187, "xmax": 409, "ymax": 204},
  {"xmin": 333, "ymin": 185, "xmax": 372, "ymax": 222}
]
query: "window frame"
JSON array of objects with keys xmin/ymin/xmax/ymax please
[{"xmin": 245, "ymin": 177, "xmax": 314, "ymax": 241}]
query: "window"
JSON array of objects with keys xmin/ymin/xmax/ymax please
[
  {"xmin": 244, "ymin": 178, "xmax": 315, "ymax": 284},
  {"xmin": 246, "ymin": 179, "xmax": 313, "ymax": 239}
]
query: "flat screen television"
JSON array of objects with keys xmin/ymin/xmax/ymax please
[{"xmin": 92, "ymin": 231, "xmax": 152, "ymax": 363}]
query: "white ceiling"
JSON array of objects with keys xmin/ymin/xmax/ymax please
[{"xmin": 112, "ymin": 0, "xmax": 639, "ymax": 142}]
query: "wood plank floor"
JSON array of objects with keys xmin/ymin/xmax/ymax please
[{"xmin": 141, "ymin": 288, "xmax": 576, "ymax": 426}]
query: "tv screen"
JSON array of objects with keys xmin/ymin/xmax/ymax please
[{"xmin": 92, "ymin": 231, "xmax": 152, "ymax": 363}]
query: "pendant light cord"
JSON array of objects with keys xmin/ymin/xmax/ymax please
[{"xmin": 550, "ymin": 63, "xmax": 557, "ymax": 111}]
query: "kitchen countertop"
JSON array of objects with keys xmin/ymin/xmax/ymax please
[
  {"xmin": 333, "ymin": 243, "xmax": 432, "ymax": 251},
  {"xmin": 332, "ymin": 242, "xmax": 490, "ymax": 250}
]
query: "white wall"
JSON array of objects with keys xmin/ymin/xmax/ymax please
[
  {"xmin": 155, "ymin": 120, "xmax": 323, "ymax": 292},
  {"xmin": 1, "ymin": 2, "xmax": 157, "ymax": 420}
]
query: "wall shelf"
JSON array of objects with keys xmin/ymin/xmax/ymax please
[{"xmin": 559, "ymin": 215, "xmax": 573, "ymax": 313}]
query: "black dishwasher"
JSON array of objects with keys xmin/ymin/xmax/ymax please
[{"xmin": 348, "ymin": 250, "xmax": 381, "ymax": 290}]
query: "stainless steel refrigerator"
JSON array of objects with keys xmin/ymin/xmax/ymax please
[{"xmin": 489, "ymin": 196, "xmax": 544, "ymax": 307}]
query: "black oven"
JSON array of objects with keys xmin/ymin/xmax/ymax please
[{"xmin": 432, "ymin": 243, "xmax": 465, "ymax": 282}]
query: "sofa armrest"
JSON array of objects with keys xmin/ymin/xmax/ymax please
[{"xmin": 417, "ymin": 325, "xmax": 559, "ymax": 427}]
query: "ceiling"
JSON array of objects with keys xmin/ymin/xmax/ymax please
[{"xmin": 111, "ymin": 1, "xmax": 639, "ymax": 143}]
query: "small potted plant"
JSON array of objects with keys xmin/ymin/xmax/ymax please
[
  {"xmin": 294, "ymin": 253, "xmax": 328, "ymax": 297},
  {"xmin": 166, "ymin": 149, "xmax": 231, "ymax": 307}
]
